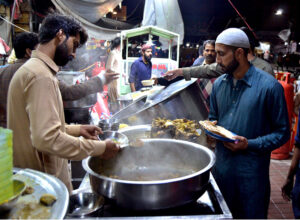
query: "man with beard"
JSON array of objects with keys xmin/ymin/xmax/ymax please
[
  {"xmin": 164, "ymin": 33, "xmax": 274, "ymax": 83},
  {"xmin": 129, "ymin": 44, "xmax": 152, "ymax": 92},
  {"xmin": 7, "ymin": 14, "xmax": 120, "ymax": 192},
  {"xmin": 0, "ymin": 32, "xmax": 118, "ymax": 128},
  {"xmin": 209, "ymin": 28, "xmax": 289, "ymax": 218},
  {"xmin": 196, "ymin": 40, "xmax": 217, "ymax": 110},
  {"xmin": 201, "ymin": 40, "xmax": 216, "ymax": 65}
]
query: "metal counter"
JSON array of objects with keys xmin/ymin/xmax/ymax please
[
  {"xmin": 111, "ymin": 79, "xmax": 209, "ymax": 125},
  {"xmin": 73, "ymin": 173, "xmax": 232, "ymax": 219}
]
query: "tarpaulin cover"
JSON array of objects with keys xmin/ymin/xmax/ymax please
[
  {"xmin": 51, "ymin": 0, "xmax": 121, "ymax": 40},
  {"xmin": 141, "ymin": 0, "xmax": 184, "ymax": 48}
]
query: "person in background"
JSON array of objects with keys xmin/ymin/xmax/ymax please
[
  {"xmin": 164, "ymin": 31, "xmax": 275, "ymax": 82},
  {"xmin": 192, "ymin": 45, "xmax": 205, "ymax": 66},
  {"xmin": 282, "ymin": 109, "xmax": 300, "ymax": 218},
  {"xmin": 0, "ymin": 32, "xmax": 118, "ymax": 128},
  {"xmin": 155, "ymin": 41, "xmax": 217, "ymax": 88},
  {"xmin": 129, "ymin": 44, "xmax": 152, "ymax": 92},
  {"xmin": 0, "ymin": 32, "xmax": 38, "ymax": 128},
  {"xmin": 106, "ymin": 37, "xmax": 122, "ymax": 113},
  {"xmin": 240, "ymin": 27, "xmax": 274, "ymax": 76},
  {"xmin": 209, "ymin": 28, "xmax": 289, "ymax": 218},
  {"xmin": 7, "ymin": 14, "xmax": 120, "ymax": 192},
  {"xmin": 196, "ymin": 40, "xmax": 217, "ymax": 110}
]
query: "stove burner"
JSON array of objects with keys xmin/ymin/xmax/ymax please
[
  {"xmin": 100, "ymin": 184, "xmax": 221, "ymax": 217},
  {"xmin": 73, "ymin": 174, "xmax": 232, "ymax": 219}
]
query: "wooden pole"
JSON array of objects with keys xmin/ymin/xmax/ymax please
[{"xmin": 6, "ymin": 0, "xmax": 17, "ymax": 44}]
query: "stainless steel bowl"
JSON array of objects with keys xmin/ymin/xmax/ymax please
[
  {"xmin": 0, "ymin": 179, "xmax": 25, "ymax": 213},
  {"xmin": 67, "ymin": 192, "xmax": 104, "ymax": 217},
  {"xmin": 83, "ymin": 139, "xmax": 215, "ymax": 210},
  {"xmin": 98, "ymin": 131, "xmax": 129, "ymax": 146}
]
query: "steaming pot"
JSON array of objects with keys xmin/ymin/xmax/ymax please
[{"xmin": 82, "ymin": 139, "xmax": 215, "ymax": 210}]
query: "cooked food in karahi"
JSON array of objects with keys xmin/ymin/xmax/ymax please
[
  {"xmin": 151, "ymin": 118, "xmax": 201, "ymax": 142},
  {"xmin": 199, "ymin": 120, "xmax": 236, "ymax": 140},
  {"xmin": 39, "ymin": 194, "xmax": 57, "ymax": 206}
]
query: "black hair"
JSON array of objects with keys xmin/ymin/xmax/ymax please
[
  {"xmin": 198, "ymin": 45, "xmax": 204, "ymax": 56},
  {"xmin": 13, "ymin": 32, "xmax": 39, "ymax": 59},
  {"xmin": 111, "ymin": 37, "xmax": 120, "ymax": 50},
  {"xmin": 240, "ymin": 27, "xmax": 259, "ymax": 52},
  {"xmin": 38, "ymin": 13, "xmax": 88, "ymax": 47},
  {"xmin": 203, "ymin": 40, "xmax": 215, "ymax": 50}
]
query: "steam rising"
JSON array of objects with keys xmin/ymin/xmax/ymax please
[
  {"xmin": 93, "ymin": 140, "xmax": 210, "ymax": 181},
  {"xmin": 61, "ymin": 44, "xmax": 108, "ymax": 77}
]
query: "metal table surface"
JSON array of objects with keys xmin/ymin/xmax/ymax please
[{"xmin": 72, "ymin": 173, "xmax": 232, "ymax": 219}]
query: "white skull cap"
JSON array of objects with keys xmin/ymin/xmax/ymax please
[{"xmin": 216, "ymin": 28, "xmax": 250, "ymax": 49}]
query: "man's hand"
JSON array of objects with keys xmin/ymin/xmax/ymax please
[
  {"xmin": 152, "ymin": 77, "xmax": 158, "ymax": 85},
  {"xmin": 164, "ymin": 68, "xmax": 183, "ymax": 81},
  {"xmin": 130, "ymin": 83, "xmax": 136, "ymax": 92},
  {"xmin": 282, "ymin": 178, "xmax": 294, "ymax": 201},
  {"xmin": 100, "ymin": 139, "xmax": 120, "ymax": 160},
  {"xmin": 223, "ymin": 135, "xmax": 248, "ymax": 152},
  {"xmin": 105, "ymin": 70, "xmax": 119, "ymax": 84},
  {"xmin": 206, "ymin": 134, "xmax": 216, "ymax": 147},
  {"xmin": 80, "ymin": 125, "xmax": 102, "ymax": 140}
]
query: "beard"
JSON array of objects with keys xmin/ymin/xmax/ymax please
[
  {"xmin": 54, "ymin": 39, "xmax": 73, "ymax": 66},
  {"xmin": 220, "ymin": 57, "xmax": 239, "ymax": 75},
  {"xmin": 144, "ymin": 54, "xmax": 152, "ymax": 62},
  {"xmin": 205, "ymin": 55, "xmax": 215, "ymax": 64}
]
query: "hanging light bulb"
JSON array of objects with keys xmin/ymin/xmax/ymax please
[{"xmin": 275, "ymin": 9, "xmax": 283, "ymax": 15}]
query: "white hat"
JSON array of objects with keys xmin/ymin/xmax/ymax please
[{"xmin": 216, "ymin": 28, "xmax": 250, "ymax": 49}]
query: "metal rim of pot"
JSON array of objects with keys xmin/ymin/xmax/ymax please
[{"xmin": 82, "ymin": 138, "xmax": 215, "ymax": 185}]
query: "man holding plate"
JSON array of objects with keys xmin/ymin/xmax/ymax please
[{"xmin": 208, "ymin": 28, "xmax": 290, "ymax": 218}]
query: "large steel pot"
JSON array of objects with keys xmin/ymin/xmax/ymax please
[
  {"xmin": 111, "ymin": 79, "xmax": 208, "ymax": 125},
  {"xmin": 82, "ymin": 139, "xmax": 215, "ymax": 210}
]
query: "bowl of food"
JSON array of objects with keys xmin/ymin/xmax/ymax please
[
  {"xmin": 98, "ymin": 131, "xmax": 129, "ymax": 146},
  {"xmin": 67, "ymin": 192, "xmax": 104, "ymax": 217},
  {"xmin": 0, "ymin": 179, "xmax": 26, "ymax": 213},
  {"xmin": 141, "ymin": 79, "xmax": 155, "ymax": 87}
]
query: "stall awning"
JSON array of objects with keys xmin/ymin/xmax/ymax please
[
  {"xmin": 51, "ymin": 0, "xmax": 122, "ymax": 40},
  {"xmin": 121, "ymin": 26, "xmax": 180, "ymax": 40}
]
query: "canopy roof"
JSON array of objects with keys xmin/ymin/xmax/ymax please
[{"xmin": 121, "ymin": 25, "xmax": 179, "ymax": 40}]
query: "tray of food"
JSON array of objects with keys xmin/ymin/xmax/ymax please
[
  {"xmin": 199, "ymin": 120, "xmax": 237, "ymax": 143},
  {"xmin": 0, "ymin": 168, "xmax": 69, "ymax": 219},
  {"xmin": 151, "ymin": 118, "xmax": 202, "ymax": 143}
]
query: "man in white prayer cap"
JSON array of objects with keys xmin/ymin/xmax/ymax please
[{"xmin": 208, "ymin": 28, "xmax": 290, "ymax": 218}]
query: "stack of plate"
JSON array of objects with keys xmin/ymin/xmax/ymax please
[{"xmin": 0, "ymin": 128, "xmax": 13, "ymax": 204}]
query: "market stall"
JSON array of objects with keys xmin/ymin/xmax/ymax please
[{"xmin": 119, "ymin": 25, "xmax": 180, "ymax": 95}]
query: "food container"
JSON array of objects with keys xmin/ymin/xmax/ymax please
[
  {"xmin": 141, "ymin": 79, "xmax": 155, "ymax": 87},
  {"xmin": 83, "ymin": 139, "xmax": 215, "ymax": 210},
  {"xmin": 111, "ymin": 79, "xmax": 208, "ymax": 126},
  {"xmin": 98, "ymin": 131, "xmax": 129, "ymax": 146},
  {"xmin": 0, "ymin": 180, "xmax": 25, "ymax": 213},
  {"xmin": 66, "ymin": 192, "xmax": 104, "ymax": 218}
]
